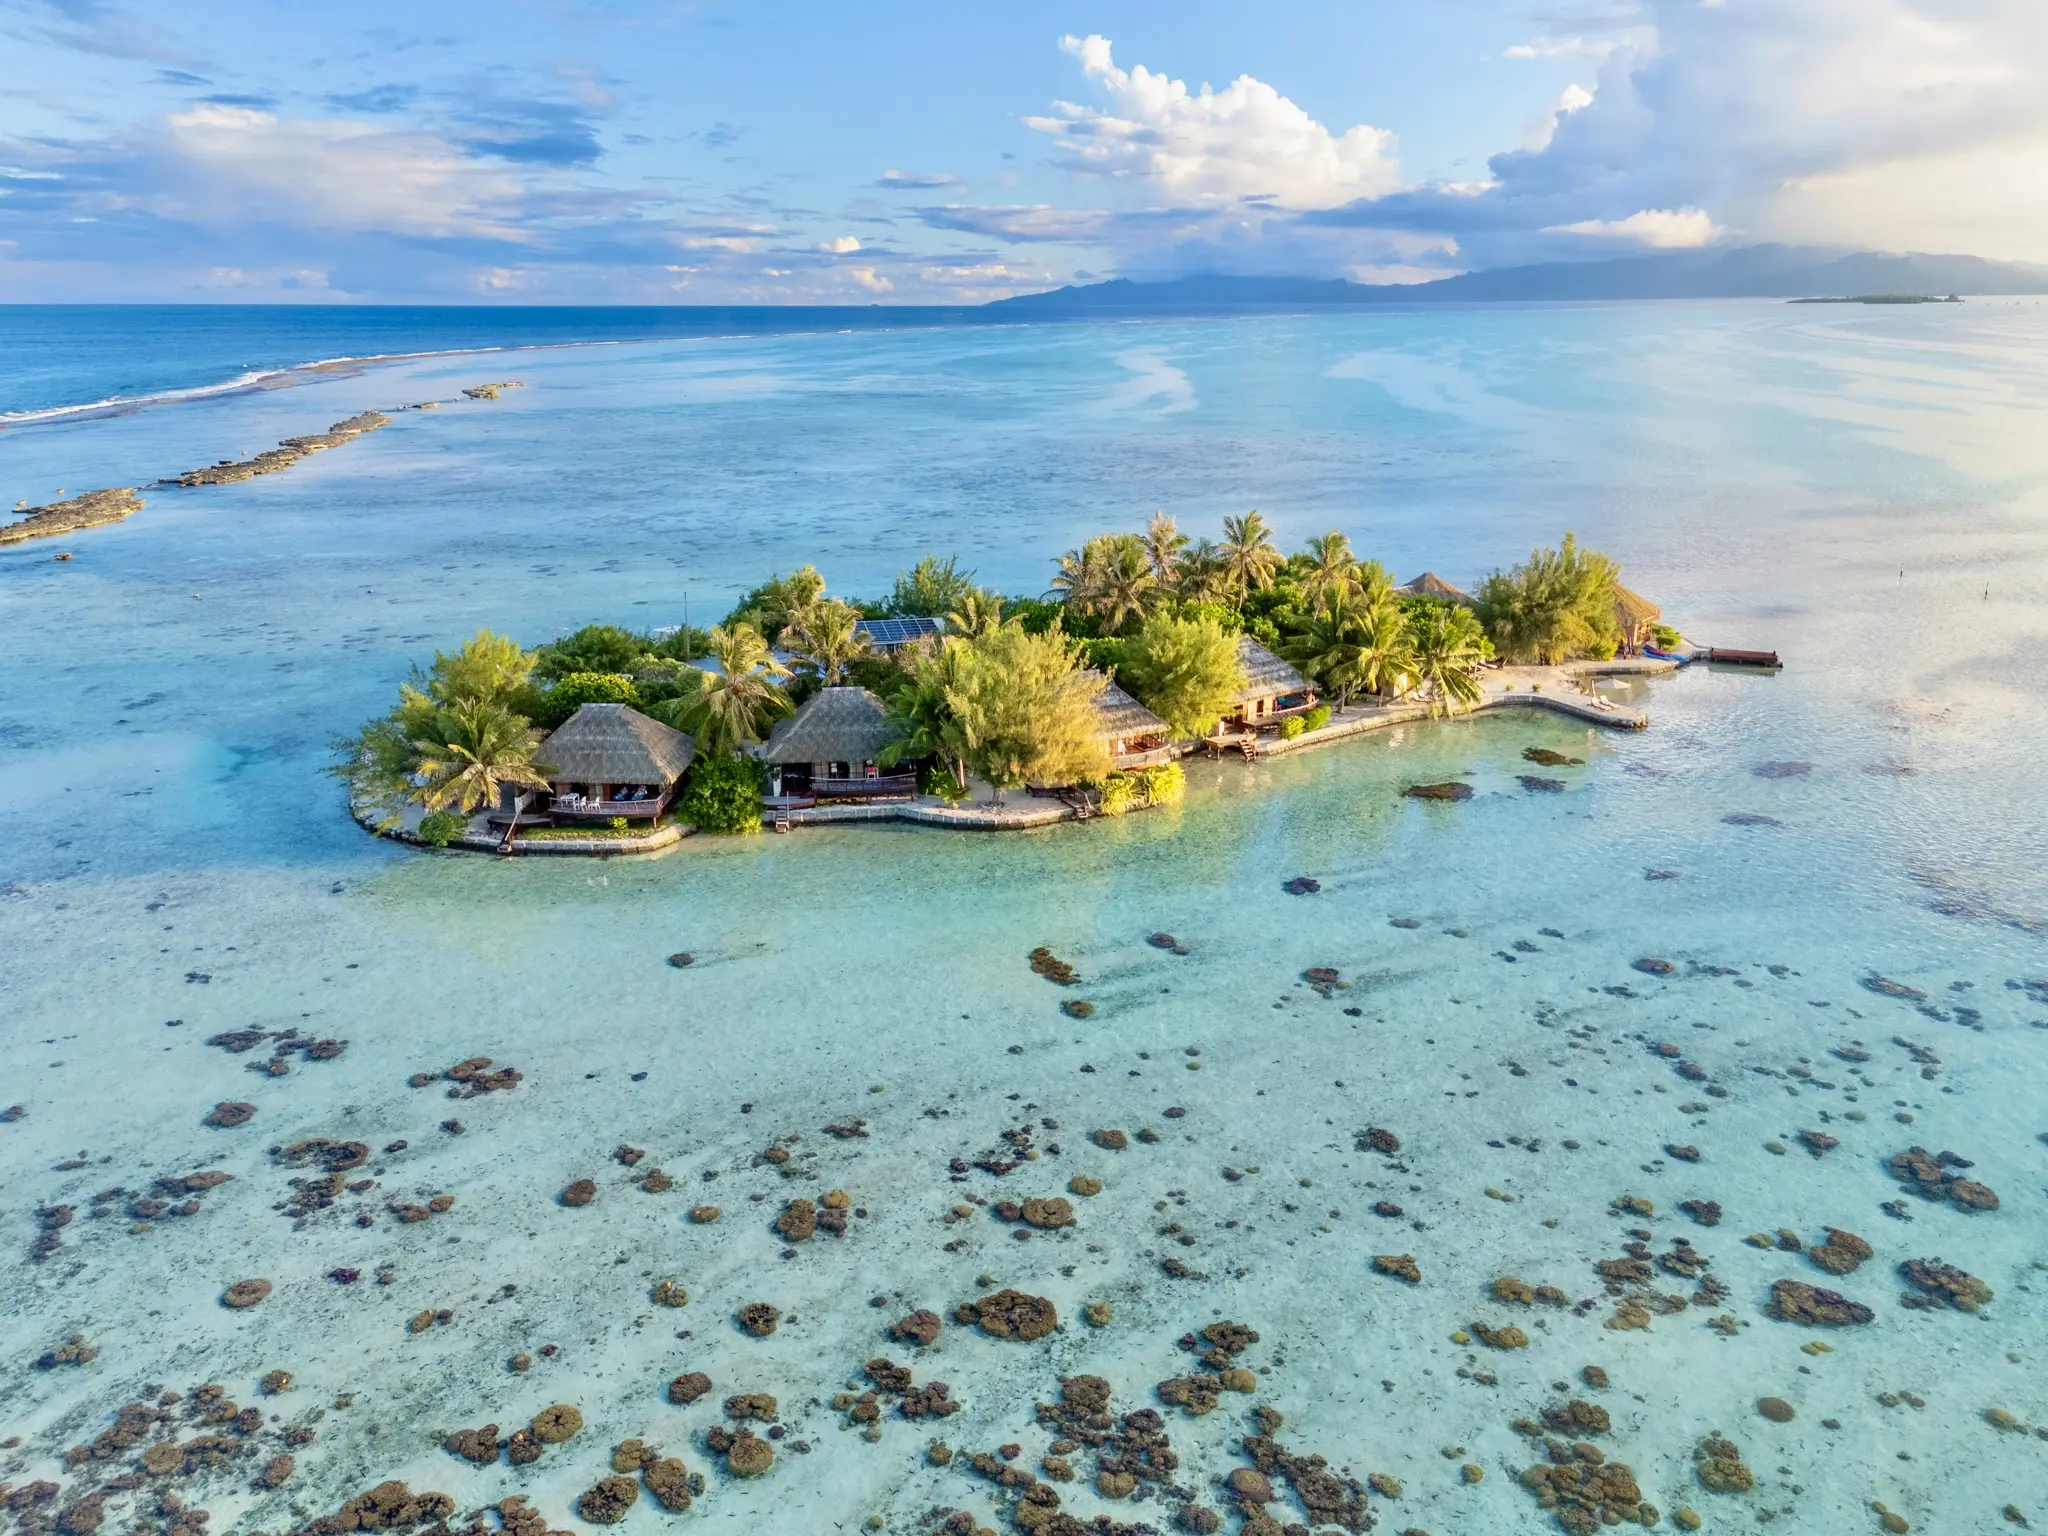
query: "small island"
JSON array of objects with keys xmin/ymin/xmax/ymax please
[
  {"xmin": 1788, "ymin": 293, "xmax": 1963, "ymax": 305},
  {"xmin": 337, "ymin": 518, "xmax": 1686, "ymax": 853}
]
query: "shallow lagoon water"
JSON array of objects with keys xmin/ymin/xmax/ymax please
[{"xmin": 4, "ymin": 302, "xmax": 2048, "ymax": 1535}]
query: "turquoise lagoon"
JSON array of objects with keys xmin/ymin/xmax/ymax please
[{"xmin": 3, "ymin": 302, "xmax": 2048, "ymax": 1534}]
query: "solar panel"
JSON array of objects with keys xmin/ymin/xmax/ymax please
[{"xmin": 855, "ymin": 616, "xmax": 942, "ymax": 647}]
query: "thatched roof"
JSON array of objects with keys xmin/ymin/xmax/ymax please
[
  {"xmin": 540, "ymin": 704, "xmax": 695, "ymax": 784},
  {"xmin": 1236, "ymin": 637, "xmax": 1306, "ymax": 700},
  {"xmin": 1395, "ymin": 571, "xmax": 1474, "ymax": 605},
  {"xmin": 752, "ymin": 686, "xmax": 897, "ymax": 765},
  {"xmin": 1090, "ymin": 676, "xmax": 1167, "ymax": 741},
  {"xmin": 1614, "ymin": 584, "xmax": 1661, "ymax": 626}
]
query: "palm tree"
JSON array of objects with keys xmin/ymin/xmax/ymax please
[
  {"xmin": 1298, "ymin": 531, "xmax": 1360, "ymax": 611},
  {"xmin": 1175, "ymin": 538, "xmax": 1232, "ymax": 604},
  {"xmin": 1084, "ymin": 534, "xmax": 1158, "ymax": 634},
  {"xmin": 1220, "ymin": 511, "xmax": 1282, "ymax": 604},
  {"xmin": 878, "ymin": 640, "xmax": 971, "ymax": 791},
  {"xmin": 1406, "ymin": 603, "xmax": 1489, "ymax": 716},
  {"xmin": 677, "ymin": 623, "xmax": 793, "ymax": 755},
  {"xmin": 1046, "ymin": 546, "xmax": 1092, "ymax": 606},
  {"xmin": 1284, "ymin": 582, "xmax": 1413, "ymax": 708},
  {"xmin": 784, "ymin": 598, "xmax": 870, "ymax": 683},
  {"xmin": 945, "ymin": 588, "xmax": 1005, "ymax": 639},
  {"xmin": 1142, "ymin": 512, "xmax": 1188, "ymax": 587},
  {"xmin": 411, "ymin": 698, "xmax": 552, "ymax": 815}
]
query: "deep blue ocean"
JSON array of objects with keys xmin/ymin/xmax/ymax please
[
  {"xmin": 0, "ymin": 304, "xmax": 986, "ymax": 421},
  {"xmin": 3, "ymin": 300, "xmax": 2046, "ymax": 1534}
]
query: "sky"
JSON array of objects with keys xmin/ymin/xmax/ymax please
[{"xmin": 2, "ymin": 0, "xmax": 2046, "ymax": 303}]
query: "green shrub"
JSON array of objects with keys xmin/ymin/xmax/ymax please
[
  {"xmin": 1278, "ymin": 716, "xmax": 1304, "ymax": 740},
  {"xmin": 417, "ymin": 811, "xmax": 465, "ymax": 847},
  {"xmin": 1080, "ymin": 636, "xmax": 1127, "ymax": 674},
  {"xmin": 1651, "ymin": 623, "xmax": 1682, "ymax": 648},
  {"xmin": 920, "ymin": 762, "xmax": 968, "ymax": 803},
  {"xmin": 609, "ymin": 816, "xmax": 629, "ymax": 831},
  {"xmin": 1098, "ymin": 762, "xmax": 1183, "ymax": 816},
  {"xmin": 1302, "ymin": 704, "xmax": 1332, "ymax": 732},
  {"xmin": 1098, "ymin": 775, "xmax": 1139, "ymax": 817},
  {"xmin": 1134, "ymin": 762, "xmax": 1183, "ymax": 805},
  {"xmin": 536, "ymin": 671, "xmax": 640, "ymax": 728},
  {"xmin": 681, "ymin": 754, "xmax": 765, "ymax": 834}
]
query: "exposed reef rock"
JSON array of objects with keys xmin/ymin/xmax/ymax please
[
  {"xmin": 1029, "ymin": 948, "xmax": 1080, "ymax": 985},
  {"xmin": 887, "ymin": 1310, "xmax": 943, "ymax": 1347},
  {"xmin": 413, "ymin": 1056, "xmax": 522, "ymax": 1097},
  {"xmin": 1403, "ymin": 781, "xmax": 1473, "ymax": 801},
  {"xmin": 667, "ymin": 1373, "xmax": 713, "ymax": 1405},
  {"xmin": 283, "ymin": 1481, "xmax": 457, "ymax": 1536},
  {"xmin": 1694, "ymin": 1435, "xmax": 1755, "ymax": 1493},
  {"xmin": 221, "ymin": 1279, "xmax": 271, "ymax": 1309},
  {"xmin": 1888, "ymin": 1146, "xmax": 1998, "ymax": 1211},
  {"xmin": 643, "ymin": 1457, "xmax": 693, "ymax": 1511},
  {"xmin": 956, "ymin": 1289, "xmax": 1057, "ymax": 1341},
  {"xmin": 1767, "ymin": 1280, "xmax": 1873, "ymax": 1326},
  {"xmin": 1898, "ymin": 1258, "xmax": 1993, "ymax": 1312},
  {"xmin": 1, "ymin": 488, "xmax": 144, "ymax": 546},
  {"xmin": 34, "ymin": 1335, "xmax": 97, "ymax": 1369},
  {"xmin": 162, "ymin": 413, "xmax": 390, "ymax": 487},
  {"xmin": 1808, "ymin": 1229, "xmax": 1874, "ymax": 1276},
  {"xmin": 576, "ymin": 1476, "xmax": 637, "ymax": 1523},
  {"xmin": 529, "ymin": 1405, "xmax": 583, "ymax": 1444}
]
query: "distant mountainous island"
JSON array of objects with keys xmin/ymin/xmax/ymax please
[{"xmin": 985, "ymin": 246, "xmax": 2048, "ymax": 312}]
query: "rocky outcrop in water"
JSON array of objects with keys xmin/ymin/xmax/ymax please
[
  {"xmin": 1, "ymin": 488, "xmax": 143, "ymax": 546},
  {"xmin": 161, "ymin": 413, "xmax": 390, "ymax": 487}
]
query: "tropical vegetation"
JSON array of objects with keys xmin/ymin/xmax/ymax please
[{"xmin": 337, "ymin": 521, "xmax": 1640, "ymax": 843}]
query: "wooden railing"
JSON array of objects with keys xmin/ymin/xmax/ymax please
[
  {"xmin": 807, "ymin": 774, "xmax": 919, "ymax": 799},
  {"xmin": 551, "ymin": 795, "xmax": 669, "ymax": 818}
]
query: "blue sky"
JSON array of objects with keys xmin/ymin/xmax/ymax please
[{"xmin": 3, "ymin": 0, "xmax": 2044, "ymax": 302}]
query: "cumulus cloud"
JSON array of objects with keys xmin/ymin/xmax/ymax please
[
  {"xmin": 1024, "ymin": 34, "xmax": 1399, "ymax": 209},
  {"xmin": 1310, "ymin": 0, "xmax": 2048, "ymax": 268},
  {"xmin": 816, "ymin": 235, "xmax": 861, "ymax": 254},
  {"xmin": 1544, "ymin": 207, "xmax": 1721, "ymax": 247},
  {"xmin": 152, "ymin": 105, "xmax": 525, "ymax": 237}
]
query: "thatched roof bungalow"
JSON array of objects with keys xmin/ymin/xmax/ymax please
[
  {"xmin": 1228, "ymin": 638, "xmax": 1313, "ymax": 729},
  {"xmin": 1394, "ymin": 571, "xmax": 1474, "ymax": 605},
  {"xmin": 750, "ymin": 686, "xmax": 914, "ymax": 799},
  {"xmin": 538, "ymin": 703, "xmax": 695, "ymax": 820},
  {"xmin": 1613, "ymin": 584, "xmax": 1662, "ymax": 652},
  {"xmin": 1089, "ymin": 676, "xmax": 1173, "ymax": 768}
]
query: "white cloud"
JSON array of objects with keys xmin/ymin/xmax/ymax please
[
  {"xmin": 1545, "ymin": 207, "xmax": 1721, "ymax": 246},
  {"xmin": 1506, "ymin": 38, "xmax": 1624, "ymax": 61},
  {"xmin": 877, "ymin": 170, "xmax": 960, "ymax": 189},
  {"xmin": 1024, "ymin": 34, "xmax": 1399, "ymax": 210},
  {"xmin": 1525, "ymin": 82, "xmax": 1595, "ymax": 151},
  {"xmin": 816, "ymin": 235, "xmax": 861, "ymax": 254},
  {"xmin": 678, "ymin": 235, "xmax": 759, "ymax": 253},
  {"xmin": 846, "ymin": 265, "xmax": 893, "ymax": 293},
  {"xmin": 154, "ymin": 106, "xmax": 523, "ymax": 237}
]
